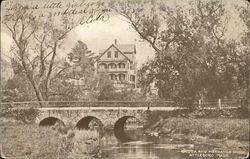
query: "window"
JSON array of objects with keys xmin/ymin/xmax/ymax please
[
  {"xmin": 130, "ymin": 75, "xmax": 135, "ymax": 82},
  {"xmin": 115, "ymin": 51, "xmax": 118, "ymax": 58},
  {"xmin": 110, "ymin": 74, "xmax": 117, "ymax": 80},
  {"xmin": 111, "ymin": 63, "xmax": 117, "ymax": 69},
  {"xmin": 108, "ymin": 63, "xmax": 112, "ymax": 69},
  {"xmin": 119, "ymin": 63, "xmax": 125, "ymax": 68},
  {"xmin": 107, "ymin": 51, "xmax": 111, "ymax": 58},
  {"xmin": 119, "ymin": 74, "xmax": 125, "ymax": 81},
  {"xmin": 99, "ymin": 63, "xmax": 107, "ymax": 69}
]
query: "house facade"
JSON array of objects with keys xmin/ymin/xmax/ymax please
[{"xmin": 95, "ymin": 40, "xmax": 137, "ymax": 88}]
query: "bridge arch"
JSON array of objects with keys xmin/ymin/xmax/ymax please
[
  {"xmin": 39, "ymin": 117, "xmax": 65, "ymax": 127},
  {"xmin": 75, "ymin": 116, "xmax": 103, "ymax": 130},
  {"xmin": 114, "ymin": 116, "xmax": 142, "ymax": 142}
]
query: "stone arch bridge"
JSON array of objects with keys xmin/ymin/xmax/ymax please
[
  {"xmin": 4, "ymin": 101, "xmax": 186, "ymax": 140},
  {"xmin": 35, "ymin": 101, "xmax": 186, "ymax": 129},
  {"xmin": 3, "ymin": 100, "xmax": 241, "ymax": 141}
]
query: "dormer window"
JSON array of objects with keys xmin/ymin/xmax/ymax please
[
  {"xmin": 115, "ymin": 51, "xmax": 118, "ymax": 58},
  {"xmin": 107, "ymin": 51, "xmax": 111, "ymax": 58}
]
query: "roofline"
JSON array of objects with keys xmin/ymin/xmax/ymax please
[
  {"xmin": 97, "ymin": 60, "xmax": 129, "ymax": 63},
  {"xmin": 95, "ymin": 44, "xmax": 131, "ymax": 62},
  {"xmin": 112, "ymin": 44, "xmax": 131, "ymax": 62}
]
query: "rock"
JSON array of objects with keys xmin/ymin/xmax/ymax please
[
  {"xmin": 159, "ymin": 127, "xmax": 173, "ymax": 135},
  {"xmin": 149, "ymin": 132, "xmax": 159, "ymax": 137}
]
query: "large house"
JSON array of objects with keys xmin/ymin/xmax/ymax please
[{"xmin": 94, "ymin": 40, "xmax": 137, "ymax": 88}]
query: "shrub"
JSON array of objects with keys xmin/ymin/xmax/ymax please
[
  {"xmin": 147, "ymin": 118, "xmax": 249, "ymax": 141},
  {"xmin": 2, "ymin": 107, "xmax": 40, "ymax": 124},
  {"xmin": 69, "ymin": 130, "xmax": 100, "ymax": 157},
  {"xmin": 189, "ymin": 107, "xmax": 249, "ymax": 119}
]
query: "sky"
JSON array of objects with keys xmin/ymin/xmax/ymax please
[
  {"xmin": 60, "ymin": 15, "xmax": 155, "ymax": 66},
  {"xmin": 1, "ymin": 0, "xmax": 156, "ymax": 68},
  {"xmin": 1, "ymin": 15, "xmax": 156, "ymax": 66},
  {"xmin": 1, "ymin": 0, "xmax": 248, "ymax": 79}
]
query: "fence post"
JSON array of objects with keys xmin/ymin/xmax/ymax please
[
  {"xmin": 118, "ymin": 105, "xmax": 121, "ymax": 117},
  {"xmin": 198, "ymin": 99, "xmax": 202, "ymax": 109},
  {"xmin": 147, "ymin": 102, "xmax": 150, "ymax": 110},
  {"xmin": 218, "ymin": 98, "xmax": 221, "ymax": 109}
]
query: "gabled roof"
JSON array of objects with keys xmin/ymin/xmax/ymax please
[
  {"xmin": 96, "ymin": 44, "xmax": 131, "ymax": 62},
  {"xmin": 114, "ymin": 44, "xmax": 135, "ymax": 53}
]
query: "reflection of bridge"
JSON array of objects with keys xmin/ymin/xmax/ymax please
[{"xmin": 2, "ymin": 100, "xmax": 243, "ymax": 141}]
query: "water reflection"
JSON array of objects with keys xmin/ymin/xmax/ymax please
[
  {"xmin": 78, "ymin": 119, "xmax": 247, "ymax": 159},
  {"xmin": 100, "ymin": 129, "xmax": 188, "ymax": 159},
  {"xmin": 114, "ymin": 116, "xmax": 141, "ymax": 142},
  {"xmin": 98, "ymin": 128, "xmax": 247, "ymax": 159}
]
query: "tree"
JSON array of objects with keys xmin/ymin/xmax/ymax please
[
  {"xmin": 114, "ymin": 0, "xmax": 248, "ymax": 102},
  {"xmin": 236, "ymin": 1, "xmax": 250, "ymax": 101},
  {"xmin": 67, "ymin": 40, "xmax": 96, "ymax": 80},
  {"xmin": 68, "ymin": 41, "xmax": 95, "ymax": 64},
  {"xmin": 89, "ymin": 73, "xmax": 145, "ymax": 101},
  {"xmin": 3, "ymin": 4, "xmax": 75, "ymax": 101},
  {"xmin": 47, "ymin": 41, "xmax": 97, "ymax": 101}
]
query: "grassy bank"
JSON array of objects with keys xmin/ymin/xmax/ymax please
[
  {"xmin": 146, "ymin": 118, "xmax": 249, "ymax": 141},
  {"xmin": 0, "ymin": 117, "xmax": 100, "ymax": 158},
  {"xmin": 145, "ymin": 118, "xmax": 249, "ymax": 153}
]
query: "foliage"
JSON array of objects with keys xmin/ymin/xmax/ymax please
[
  {"xmin": 89, "ymin": 73, "xmax": 116, "ymax": 101},
  {"xmin": 88, "ymin": 73, "xmax": 146, "ymax": 101},
  {"xmin": 66, "ymin": 40, "xmax": 96, "ymax": 79},
  {"xmin": 114, "ymin": 0, "xmax": 248, "ymax": 103},
  {"xmin": 1, "ymin": 107, "xmax": 40, "ymax": 124},
  {"xmin": 48, "ymin": 77, "xmax": 83, "ymax": 101},
  {"xmin": 69, "ymin": 130, "xmax": 101, "ymax": 157},
  {"xmin": 146, "ymin": 118, "xmax": 249, "ymax": 141},
  {"xmin": 113, "ymin": 87, "xmax": 146, "ymax": 101},
  {"xmin": 0, "ymin": 58, "xmax": 12, "ymax": 89},
  {"xmin": 47, "ymin": 40, "xmax": 97, "ymax": 101},
  {"xmin": 3, "ymin": 4, "xmax": 75, "ymax": 101},
  {"xmin": 143, "ymin": 109, "xmax": 190, "ymax": 129},
  {"xmin": 2, "ymin": 74, "xmax": 37, "ymax": 102},
  {"xmin": 68, "ymin": 41, "xmax": 95, "ymax": 68},
  {"xmin": 189, "ymin": 107, "xmax": 249, "ymax": 119}
]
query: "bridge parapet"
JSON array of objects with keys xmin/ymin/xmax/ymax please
[
  {"xmin": 0, "ymin": 99, "xmax": 244, "ymax": 109},
  {"xmin": 0, "ymin": 101, "xmax": 178, "ymax": 109}
]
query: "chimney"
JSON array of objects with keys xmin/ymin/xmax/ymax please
[{"xmin": 114, "ymin": 39, "xmax": 117, "ymax": 45}]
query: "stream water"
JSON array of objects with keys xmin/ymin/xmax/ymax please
[{"xmin": 96, "ymin": 129, "xmax": 248, "ymax": 159}]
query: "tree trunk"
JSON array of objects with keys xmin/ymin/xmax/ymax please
[
  {"xmin": 44, "ymin": 42, "xmax": 58, "ymax": 101},
  {"xmin": 26, "ymin": 73, "xmax": 44, "ymax": 101}
]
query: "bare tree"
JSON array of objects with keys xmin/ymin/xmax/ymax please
[{"xmin": 3, "ymin": 4, "xmax": 75, "ymax": 101}]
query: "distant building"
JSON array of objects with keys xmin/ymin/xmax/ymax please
[{"xmin": 94, "ymin": 40, "xmax": 137, "ymax": 88}]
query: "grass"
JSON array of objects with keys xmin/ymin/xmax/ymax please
[
  {"xmin": 147, "ymin": 118, "xmax": 249, "ymax": 141},
  {"xmin": 70, "ymin": 130, "xmax": 101, "ymax": 157},
  {"xmin": 0, "ymin": 117, "xmax": 100, "ymax": 158},
  {"xmin": 146, "ymin": 118, "xmax": 249, "ymax": 155},
  {"xmin": 73, "ymin": 129, "xmax": 99, "ymax": 140}
]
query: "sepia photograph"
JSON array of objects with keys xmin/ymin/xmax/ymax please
[{"xmin": 0, "ymin": 0, "xmax": 249, "ymax": 158}]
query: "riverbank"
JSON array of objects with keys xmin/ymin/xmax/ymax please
[
  {"xmin": 145, "ymin": 118, "xmax": 249, "ymax": 152},
  {"xmin": 0, "ymin": 117, "xmax": 100, "ymax": 158}
]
